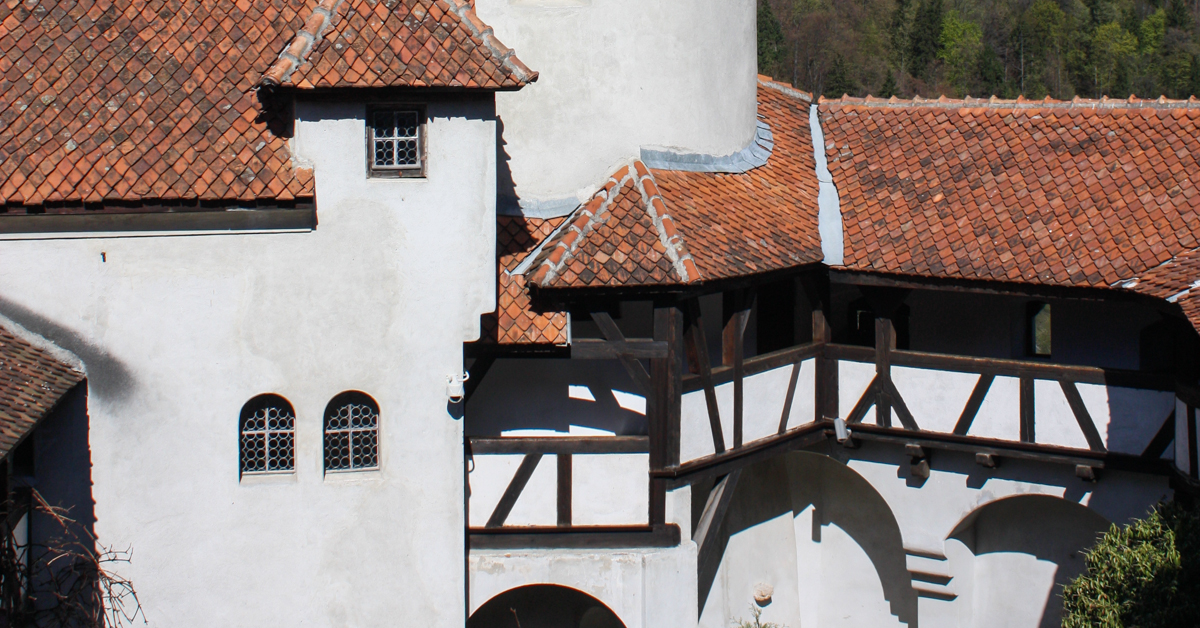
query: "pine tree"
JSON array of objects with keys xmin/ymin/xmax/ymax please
[
  {"xmin": 824, "ymin": 55, "xmax": 857, "ymax": 98},
  {"xmin": 757, "ymin": 0, "xmax": 787, "ymax": 79},
  {"xmin": 1166, "ymin": 0, "xmax": 1191, "ymax": 30},
  {"xmin": 908, "ymin": 0, "xmax": 945, "ymax": 79},
  {"xmin": 879, "ymin": 72, "xmax": 898, "ymax": 97}
]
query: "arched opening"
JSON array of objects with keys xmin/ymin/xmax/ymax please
[
  {"xmin": 467, "ymin": 584, "xmax": 626, "ymax": 628},
  {"xmin": 700, "ymin": 452, "xmax": 915, "ymax": 628},
  {"xmin": 239, "ymin": 393, "xmax": 296, "ymax": 475},
  {"xmin": 947, "ymin": 494, "xmax": 1109, "ymax": 628},
  {"xmin": 323, "ymin": 391, "xmax": 379, "ymax": 472}
]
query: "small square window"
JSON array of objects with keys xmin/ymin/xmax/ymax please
[{"xmin": 368, "ymin": 107, "xmax": 425, "ymax": 177}]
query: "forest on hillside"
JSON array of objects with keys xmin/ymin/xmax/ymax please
[{"xmin": 757, "ymin": 0, "xmax": 1200, "ymax": 99}]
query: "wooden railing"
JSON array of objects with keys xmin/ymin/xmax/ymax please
[{"xmin": 466, "ymin": 435, "xmax": 680, "ymax": 549}]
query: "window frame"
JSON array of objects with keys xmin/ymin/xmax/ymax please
[
  {"xmin": 239, "ymin": 394, "xmax": 297, "ymax": 477},
  {"xmin": 1027, "ymin": 301, "xmax": 1052, "ymax": 358},
  {"xmin": 366, "ymin": 105, "xmax": 427, "ymax": 179},
  {"xmin": 323, "ymin": 391, "xmax": 381, "ymax": 474}
]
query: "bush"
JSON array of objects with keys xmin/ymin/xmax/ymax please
[{"xmin": 1061, "ymin": 500, "xmax": 1200, "ymax": 627}]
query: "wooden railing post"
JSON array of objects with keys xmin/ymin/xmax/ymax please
[
  {"xmin": 723, "ymin": 290, "xmax": 752, "ymax": 448},
  {"xmin": 875, "ymin": 318, "xmax": 896, "ymax": 428},
  {"xmin": 649, "ymin": 303, "xmax": 683, "ymax": 526},
  {"xmin": 813, "ymin": 310, "xmax": 838, "ymax": 421}
]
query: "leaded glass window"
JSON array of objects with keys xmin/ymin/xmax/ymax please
[
  {"xmin": 369, "ymin": 108, "xmax": 423, "ymax": 175},
  {"xmin": 324, "ymin": 391, "xmax": 380, "ymax": 472},
  {"xmin": 240, "ymin": 395, "xmax": 296, "ymax": 475}
]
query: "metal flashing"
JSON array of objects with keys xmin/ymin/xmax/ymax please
[
  {"xmin": 810, "ymin": 104, "xmax": 844, "ymax": 266},
  {"xmin": 640, "ymin": 119, "xmax": 774, "ymax": 174}
]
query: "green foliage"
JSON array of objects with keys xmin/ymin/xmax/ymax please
[
  {"xmin": 939, "ymin": 10, "xmax": 983, "ymax": 94},
  {"xmin": 757, "ymin": 0, "xmax": 787, "ymax": 79},
  {"xmin": 757, "ymin": 0, "xmax": 1200, "ymax": 99},
  {"xmin": 1061, "ymin": 500, "xmax": 1200, "ymax": 627}
]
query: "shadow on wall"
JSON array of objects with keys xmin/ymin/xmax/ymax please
[
  {"xmin": 468, "ymin": 584, "xmax": 626, "ymax": 628},
  {"xmin": 0, "ymin": 296, "xmax": 134, "ymax": 402},
  {"xmin": 948, "ymin": 495, "xmax": 1108, "ymax": 628},
  {"xmin": 702, "ymin": 452, "xmax": 917, "ymax": 627}
]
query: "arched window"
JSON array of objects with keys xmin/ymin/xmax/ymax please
[
  {"xmin": 324, "ymin": 391, "xmax": 380, "ymax": 472},
  {"xmin": 240, "ymin": 394, "xmax": 296, "ymax": 474}
]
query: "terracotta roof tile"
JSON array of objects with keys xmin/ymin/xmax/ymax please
[
  {"xmin": 820, "ymin": 94, "xmax": 1200, "ymax": 289},
  {"xmin": 527, "ymin": 162, "xmax": 697, "ymax": 288},
  {"xmin": 0, "ymin": 322, "xmax": 83, "ymax": 459},
  {"xmin": 477, "ymin": 216, "xmax": 569, "ymax": 345},
  {"xmin": 653, "ymin": 81, "xmax": 824, "ymax": 281},
  {"xmin": 0, "ymin": 0, "xmax": 313, "ymax": 213},
  {"xmin": 261, "ymin": 0, "xmax": 535, "ymax": 89},
  {"xmin": 1118, "ymin": 247, "xmax": 1200, "ymax": 335}
]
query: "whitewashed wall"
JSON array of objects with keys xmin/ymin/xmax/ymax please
[
  {"xmin": 0, "ymin": 96, "xmax": 496, "ymax": 628},
  {"xmin": 474, "ymin": 0, "xmax": 758, "ymax": 207}
]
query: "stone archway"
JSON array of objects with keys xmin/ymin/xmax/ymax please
[
  {"xmin": 946, "ymin": 494, "xmax": 1109, "ymax": 628},
  {"xmin": 468, "ymin": 584, "xmax": 627, "ymax": 628}
]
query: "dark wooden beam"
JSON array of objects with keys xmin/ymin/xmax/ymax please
[
  {"xmin": 468, "ymin": 524, "xmax": 681, "ymax": 549},
  {"xmin": 657, "ymin": 422, "xmax": 833, "ymax": 487},
  {"xmin": 649, "ymin": 304, "xmax": 684, "ymax": 525},
  {"xmin": 1060, "ymin": 380, "xmax": 1106, "ymax": 452},
  {"xmin": 875, "ymin": 318, "xmax": 895, "ymax": 427},
  {"xmin": 557, "ymin": 454, "xmax": 572, "ymax": 527},
  {"xmin": 682, "ymin": 341, "xmax": 824, "ymax": 392},
  {"xmin": 589, "ymin": 311, "xmax": 654, "ymax": 394},
  {"xmin": 829, "ymin": 268, "xmax": 1161, "ymax": 305},
  {"xmin": 845, "ymin": 377, "xmax": 879, "ymax": 425},
  {"xmin": 684, "ymin": 299, "xmax": 725, "ymax": 454},
  {"xmin": 813, "ymin": 310, "xmax": 838, "ymax": 421},
  {"xmin": 1019, "ymin": 375, "xmax": 1036, "ymax": 443},
  {"xmin": 571, "ymin": 339, "xmax": 667, "ymax": 359},
  {"xmin": 778, "ymin": 359, "xmax": 803, "ymax": 434},
  {"xmin": 883, "ymin": 378, "xmax": 920, "ymax": 431},
  {"xmin": 953, "ymin": 374, "xmax": 994, "ymax": 435},
  {"xmin": 1141, "ymin": 410, "xmax": 1176, "ymax": 459},
  {"xmin": 468, "ymin": 436, "xmax": 649, "ymax": 454},
  {"xmin": 723, "ymin": 290, "xmax": 752, "ymax": 448},
  {"xmin": 485, "ymin": 454, "xmax": 543, "ymax": 528}
]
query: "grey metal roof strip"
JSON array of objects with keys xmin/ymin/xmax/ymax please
[{"xmin": 640, "ymin": 119, "xmax": 774, "ymax": 174}]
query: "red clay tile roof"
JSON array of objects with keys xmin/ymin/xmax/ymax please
[
  {"xmin": 0, "ymin": 0, "xmax": 315, "ymax": 212},
  {"xmin": 525, "ymin": 80, "xmax": 824, "ymax": 290},
  {"xmin": 0, "ymin": 322, "xmax": 83, "ymax": 459},
  {"xmin": 652, "ymin": 80, "xmax": 823, "ymax": 280},
  {"xmin": 527, "ymin": 162, "xmax": 699, "ymax": 288},
  {"xmin": 260, "ymin": 0, "xmax": 535, "ymax": 89},
  {"xmin": 1118, "ymin": 247, "xmax": 1200, "ymax": 335},
  {"xmin": 478, "ymin": 216, "xmax": 569, "ymax": 345},
  {"xmin": 821, "ymin": 94, "xmax": 1200, "ymax": 289}
]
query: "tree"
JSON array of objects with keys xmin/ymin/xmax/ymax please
[
  {"xmin": 1062, "ymin": 500, "xmax": 1200, "ymax": 627},
  {"xmin": 824, "ymin": 54, "xmax": 857, "ymax": 97},
  {"xmin": 1167, "ymin": 0, "xmax": 1192, "ymax": 30},
  {"xmin": 1090, "ymin": 21, "xmax": 1139, "ymax": 96},
  {"xmin": 976, "ymin": 43, "xmax": 1007, "ymax": 97},
  {"xmin": 879, "ymin": 71, "xmax": 898, "ymax": 97},
  {"xmin": 758, "ymin": 0, "xmax": 787, "ymax": 79},
  {"xmin": 908, "ymin": 0, "xmax": 945, "ymax": 79},
  {"xmin": 939, "ymin": 10, "xmax": 983, "ymax": 94}
]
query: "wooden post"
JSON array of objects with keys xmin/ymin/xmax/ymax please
[
  {"xmin": 813, "ymin": 309, "xmax": 838, "ymax": 421},
  {"xmin": 650, "ymin": 304, "xmax": 683, "ymax": 525},
  {"xmin": 1189, "ymin": 404, "xmax": 1198, "ymax": 480},
  {"xmin": 557, "ymin": 454, "xmax": 572, "ymax": 526},
  {"xmin": 875, "ymin": 318, "xmax": 895, "ymax": 428},
  {"xmin": 723, "ymin": 290, "xmax": 750, "ymax": 448},
  {"xmin": 1019, "ymin": 375, "xmax": 1036, "ymax": 443}
]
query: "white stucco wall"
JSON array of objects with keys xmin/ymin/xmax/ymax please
[
  {"xmin": 0, "ymin": 95, "xmax": 497, "ymax": 627},
  {"xmin": 473, "ymin": 0, "xmax": 758, "ymax": 206}
]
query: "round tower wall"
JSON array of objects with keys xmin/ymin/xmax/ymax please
[{"xmin": 475, "ymin": 0, "xmax": 758, "ymax": 208}]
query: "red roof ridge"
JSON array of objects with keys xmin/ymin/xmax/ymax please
[
  {"xmin": 527, "ymin": 160, "xmax": 701, "ymax": 286},
  {"xmin": 527, "ymin": 165, "xmax": 636, "ymax": 286},
  {"xmin": 632, "ymin": 161, "xmax": 702, "ymax": 283},
  {"xmin": 260, "ymin": 0, "xmax": 537, "ymax": 88},
  {"xmin": 818, "ymin": 93, "xmax": 1200, "ymax": 110}
]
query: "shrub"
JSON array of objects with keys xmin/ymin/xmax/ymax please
[{"xmin": 1061, "ymin": 500, "xmax": 1200, "ymax": 627}]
